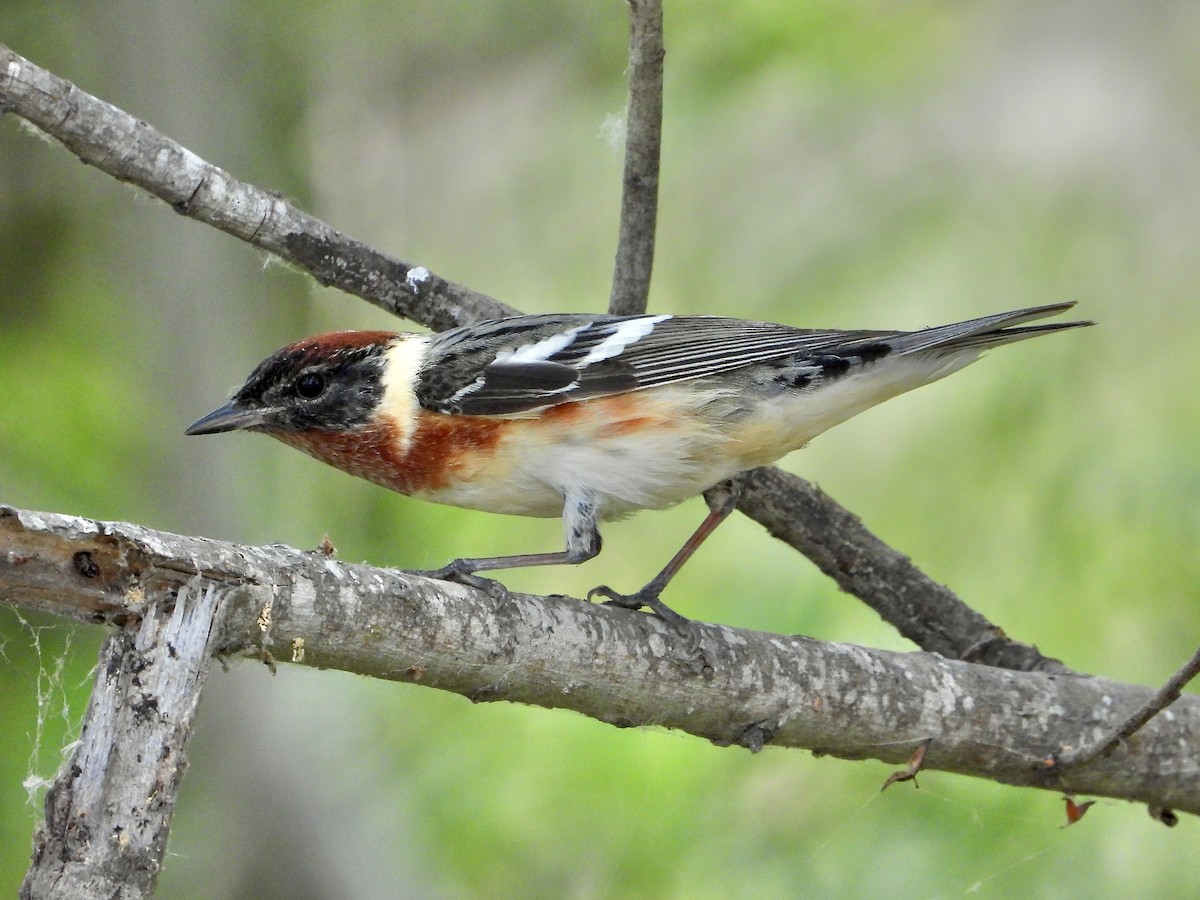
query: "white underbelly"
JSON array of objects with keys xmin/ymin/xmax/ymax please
[
  {"xmin": 413, "ymin": 387, "xmax": 743, "ymax": 519},
  {"xmin": 729, "ymin": 351, "xmax": 980, "ymax": 467}
]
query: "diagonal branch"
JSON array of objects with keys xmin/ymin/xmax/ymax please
[
  {"xmin": 0, "ymin": 41, "xmax": 1057, "ymax": 670},
  {"xmin": 3, "ymin": 503, "xmax": 1197, "ymax": 816},
  {"xmin": 607, "ymin": 0, "xmax": 664, "ymax": 316},
  {"xmin": 732, "ymin": 468, "xmax": 1065, "ymax": 671},
  {"xmin": 603, "ymin": 14, "xmax": 1057, "ymax": 673},
  {"xmin": 0, "ymin": 44, "xmax": 514, "ymax": 331}
]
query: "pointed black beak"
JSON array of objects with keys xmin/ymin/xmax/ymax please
[{"xmin": 185, "ymin": 401, "xmax": 270, "ymax": 435}]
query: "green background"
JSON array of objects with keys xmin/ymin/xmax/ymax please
[{"xmin": 2, "ymin": 2, "xmax": 1198, "ymax": 897}]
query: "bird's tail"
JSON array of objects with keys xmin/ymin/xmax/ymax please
[{"xmin": 890, "ymin": 302, "xmax": 1093, "ymax": 355}]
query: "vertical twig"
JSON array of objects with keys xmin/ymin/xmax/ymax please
[
  {"xmin": 607, "ymin": 0, "xmax": 665, "ymax": 316},
  {"xmin": 21, "ymin": 583, "xmax": 232, "ymax": 900}
]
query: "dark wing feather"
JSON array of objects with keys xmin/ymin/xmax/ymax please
[{"xmin": 415, "ymin": 304, "xmax": 1087, "ymax": 416}]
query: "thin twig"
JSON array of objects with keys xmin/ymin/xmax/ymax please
[
  {"xmin": 607, "ymin": 0, "xmax": 664, "ymax": 316},
  {"xmin": 1051, "ymin": 644, "xmax": 1200, "ymax": 770}
]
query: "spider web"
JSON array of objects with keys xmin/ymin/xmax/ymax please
[{"xmin": 1, "ymin": 609, "xmax": 92, "ymax": 808}]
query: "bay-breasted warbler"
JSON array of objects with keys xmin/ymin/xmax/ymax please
[{"xmin": 188, "ymin": 303, "xmax": 1089, "ymax": 624}]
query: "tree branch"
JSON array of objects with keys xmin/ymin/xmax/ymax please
[
  {"xmin": 607, "ymin": 0, "xmax": 664, "ymax": 316},
  {"xmin": 1051, "ymin": 644, "xmax": 1200, "ymax": 771},
  {"xmin": 3, "ymin": 504, "xmax": 1197, "ymax": 816},
  {"xmin": 0, "ymin": 43, "xmax": 515, "ymax": 331},
  {"xmin": 20, "ymin": 581, "xmax": 229, "ymax": 900},
  {"xmin": 731, "ymin": 468, "xmax": 1065, "ymax": 672}
]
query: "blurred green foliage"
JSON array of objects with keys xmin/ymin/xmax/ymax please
[{"xmin": 2, "ymin": 2, "xmax": 1198, "ymax": 897}]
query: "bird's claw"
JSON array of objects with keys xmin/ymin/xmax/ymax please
[
  {"xmin": 587, "ymin": 583, "xmax": 681, "ymax": 619},
  {"xmin": 587, "ymin": 585, "xmax": 710, "ymax": 666},
  {"xmin": 587, "ymin": 583, "xmax": 641, "ymax": 610},
  {"xmin": 415, "ymin": 563, "xmax": 510, "ymax": 601}
]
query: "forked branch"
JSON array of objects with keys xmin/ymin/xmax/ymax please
[{"xmin": 0, "ymin": 41, "xmax": 1062, "ymax": 670}]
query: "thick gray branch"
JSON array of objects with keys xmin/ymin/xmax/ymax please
[
  {"xmin": 607, "ymin": 0, "xmax": 664, "ymax": 316},
  {"xmin": 3, "ymin": 504, "xmax": 1198, "ymax": 816},
  {"xmin": 0, "ymin": 43, "xmax": 514, "ymax": 331}
]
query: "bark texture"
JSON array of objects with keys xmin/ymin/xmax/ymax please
[
  {"xmin": 19, "ymin": 581, "xmax": 228, "ymax": 899},
  {"xmin": 4, "ymin": 505, "xmax": 1198, "ymax": 817}
]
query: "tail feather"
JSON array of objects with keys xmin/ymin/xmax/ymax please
[{"xmin": 890, "ymin": 302, "xmax": 1093, "ymax": 355}]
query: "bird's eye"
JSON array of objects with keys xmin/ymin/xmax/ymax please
[{"xmin": 294, "ymin": 372, "xmax": 327, "ymax": 400}]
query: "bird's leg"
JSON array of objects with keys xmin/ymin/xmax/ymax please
[
  {"xmin": 416, "ymin": 490, "xmax": 601, "ymax": 597},
  {"xmin": 588, "ymin": 479, "xmax": 741, "ymax": 628}
]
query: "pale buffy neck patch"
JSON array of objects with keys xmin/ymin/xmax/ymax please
[{"xmin": 378, "ymin": 335, "xmax": 431, "ymax": 453}]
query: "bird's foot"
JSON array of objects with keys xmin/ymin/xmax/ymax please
[
  {"xmin": 587, "ymin": 583, "xmax": 686, "ymax": 623},
  {"xmin": 414, "ymin": 561, "xmax": 510, "ymax": 601},
  {"xmin": 587, "ymin": 584, "xmax": 710, "ymax": 667}
]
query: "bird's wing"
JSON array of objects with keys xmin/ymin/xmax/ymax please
[{"xmin": 416, "ymin": 304, "xmax": 1085, "ymax": 416}]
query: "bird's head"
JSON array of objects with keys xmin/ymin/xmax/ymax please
[{"xmin": 186, "ymin": 331, "xmax": 403, "ymax": 437}]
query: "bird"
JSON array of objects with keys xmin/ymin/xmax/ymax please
[{"xmin": 187, "ymin": 303, "xmax": 1090, "ymax": 625}]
